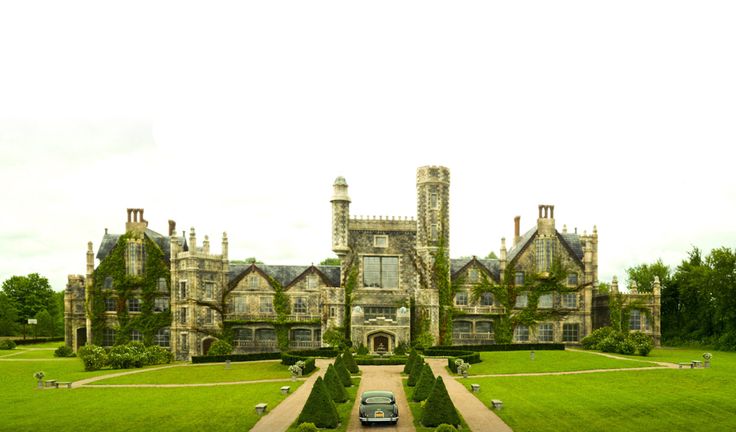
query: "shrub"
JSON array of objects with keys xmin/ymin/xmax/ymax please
[
  {"xmin": 193, "ymin": 352, "xmax": 281, "ymax": 363},
  {"xmin": 324, "ymin": 364, "xmax": 349, "ymax": 403},
  {"xmin": 394, "ymin": 341, "xmax": 408, "ymax": 356},
  {"xmin": 427, "ymin": 343, "xmax": 565, "ymax": 352},
  {"xmin": 716, "ymin": 331, "xmax": 736, "ymax": 351},
  {"xmin": 296, "ymin": 377, "xmax": 339, "ymax": 428},
  {"xmin": 407, "ymin": 355, "xmax": 424, "ymax": 387},
  {"xmin": 355, "ymin": 356, "xmax": 408, "ymax": 365},
  {"xmin": 342, "ymin": 347, "xmax": 360, "ymax": 374},
  {"xmin": 421, "ymin": 377, "xmax": 461, "ymax": 427},
  {"xmin": 54, "ymin": 345, "xmax": 75, "ymax": 357},
  {"xmin": 0, "ymin": 339, "xmax": 16, "ymax": 350},
  {"xmin": 403, "ymin": 348, "xmax": 418, "ymax": 374},
  {"xmin": 146, "ymin": 345, "xmax": 173, "ymax": 365},
  {"xmin": 206, "ymin": 339, "xmax": 232, "ymax": 356},
  {"xmin": 108, "ymin": 342, "xmax": 148, "ymax": 369},
  {"xmin": 628, "ymin": 332, "xmax": 654, "ymax": 356},
  {"xmin": 435, "ymin": 424, "xmax": 459, "ymax": 432},
  {"xmin": 412, "ymin": 363, "xmax": 435, "ymax": 402},
  {"xmin": 617, "ymin": 338, "xmax": 636, "ymax": 355},
  {"xmin": 599, "ymin": 332, "xmax": 625, "ymax": 353},
  {"xmin": 334, "ymin": 355, "xmax": 352, "ymax": 387},
  {"xmin": 296, "ymin": 423, "xmax": 319, "ymax": 432},
  {"xmin": 356, "ymin": 344, "xmax": 369, "ymax": 355},
  {"xmin": 581, "ymin": 326, "xmax": 616, "ymax": 350},
  {"xmin": 413, "ymin": 333, "xmax": 434, "ymax": 350},
  {"xmin": 288, "ymin": 347, "xmax": 339, "ymax": 358},
  {"xmin": 78, "ymin": 344, "xmax": 108, "ymax": 371}
]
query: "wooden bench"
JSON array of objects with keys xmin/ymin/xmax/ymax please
[
  {"xmin": 491, "ymin": 399, "xmax": 503, "ymax": 410},
  {"xmin": 255, "ymin": 403, "xmax": 268, "ymax": 415},
  {"xmin": 56, "ymin": 382, "xmax": 72, "ymax": 389},
  {"xmin": 280, "ymin": 386, "xmax": 291, "ymax": 395},
  {"xmin": 691, "ymin": 360, "xmax": 703, "ymax": 368},
  {"xmin": 44, "ymin": 379, "xmax": 57, "ymax": 388},
  {"xmin": 678, "ymin": 362, "xmax": 693, "ymax": 369},
  {"xmin": 471, "ymin": 384, "xmax": 480, "ymax": 393}
]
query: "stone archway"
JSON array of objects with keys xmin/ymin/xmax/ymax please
[
  {"xmin": 202, "ymin": 337, "xmax": 216, "ymax": 355},
  {"xmin": 367, "ymin": 331, "xmax": 395, "ymax": 354}
]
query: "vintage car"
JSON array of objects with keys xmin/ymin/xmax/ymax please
[{"xmin": 358, "ymin": 390, "xmax": 399, "ymax": 425}]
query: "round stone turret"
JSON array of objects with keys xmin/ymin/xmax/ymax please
[{"xmin": 331, "ymin": 176, "xmax": 351, "ymax": 255}]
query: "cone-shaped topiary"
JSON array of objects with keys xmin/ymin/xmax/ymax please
[
  {"xmin": 342, "ymin": 347, "xmax": 360, "ymax": 374},
  {"xmin": 434, "ymin": 424, "xmax": 458, "ymax": 432},
  {"xmin": 421, "ymin": 377, "xmax": 461, "ymax": 427},
  {"xmin": 297, "ymin": 377, "xmax": 340, "ymax": 428},
  {"xmin": 407, "ymin": 355, "xmax": 425, "ymax": 386},
  {"xmin": 412, "ymin": 363, "xmax": 436, "ymax": 401},
  {"xmin": 334, "ymin": 355, "xmax": 353, "ymax": 387},
  {"xmin": 324, "ymin": 364, "xmax": 349, "ymax": 403},
  {"xmin": 403, "ymin": 348, "xmax": 418, "ymax": 374}
]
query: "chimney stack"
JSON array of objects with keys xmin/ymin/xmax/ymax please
[
  {"xmin": 168, "ymin": 220, "xmax": 176, "ymax": 236},
  {"xmin": 513, "ymin": 216, "xmax": 521, "ymax": 246}
]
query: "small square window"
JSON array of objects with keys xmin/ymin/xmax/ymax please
[
  {"xmin": 562, "ymin": 323, "xmax": 579, "ymax": 342},
  {"xmin": 455, "ymin": 292, "xmax": 468, "ymax": 306},
  {"xmin": 374, "ymin": 235, "xmax": 388, "ymax": 248},
  {"xmin": 515, "ymin": 292, "xmax": 528, "ymax": 308},
  {"xmin": 538, "ymin": 323, "xmax": 554, "ymax": 342},
  {"xmin": 128, "ymin": 298, "xmax": 141, "ymax": 313},
  {"xmin": 105, "ymin": 298, "xmax": 116, "ymax": 312},
  {"xmin": 260, "ymin": 297, "xmax": 274, "ymax": 314},
  {"xmin": 538, "ymin": 293, "xmax": 553, "ymax": 309},
  {"xmin": 562, "ymin": 293, "xmax": 577, "ymax": 308},
  {"xmin": 568, "ymin": 273, "xmax": 578, "ymax": 286},
  {"xmin": 131, "ymin": 329, "xmax": 142, "ymax": 342},
  {"xmin": 514, "ymin": 325, "xmax": 529, "ymax": 342},
  {"xmin": 154, "ymin": 297, "xmax": 169, "ymax": 312},
  {"xmin": 293, "ymin": 297, "xmax": 307, "ymax": 314},
  {"xmin": 480, "ymin": 292, "xmax": 493, "ymax": 306}
]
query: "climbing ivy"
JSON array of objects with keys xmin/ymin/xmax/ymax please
[
  {"xmin": 434, "ymin": 231, "xmax": 453, "ymax": 345},
  {"xmin": 88, "ymin": 233, "xmax": 171, "ymax": 346},
  {"xmin": 342, "ymin": 252, "xmax": 359, "ymax": 342},
  {"xmin": 608, "ymin": 290, "xmax": 652, "ymax": 332}
]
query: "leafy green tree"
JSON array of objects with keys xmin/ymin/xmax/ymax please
[
  {"xmin": 485, "ymin": 251, "xmax": 499, "ymax": 260},
  {"xmin": 0, "ymin": 292, "xmax": 18, "ymax": 336},
  {"xmin": 2, "ymin": 273, "xmax": 56, "ymax": 338},
  {"xmin": 296, "ymin": 377, "xmax": 339, "ymax": 428},
  {"xmin": 412, "ymin": 363, "xmax": 435, "ymax": 401},
  {"xmin": 319, "ymin": 257, "xmax": 341, "ymax": 266},
  {"xmin": 324, "ymin": 364, "xmax": 348, "ymax": 402},
  {"xmin": 626, "ymin": 259, "xmax": 671, "ymax": 293},
  {"xmin": 34, "ymin": 309, "xmax": 55, "ymax": 337},
  {"xmin": 421, "ymin": 377, "xmax": 461, "ymax": 427}
]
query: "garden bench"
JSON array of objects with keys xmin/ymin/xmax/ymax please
[
  {"xmin": 691, "ymin": 360, "xmax": 703, "ymax": 368},
  {"xmin": 471, "ymin": 384, "xmax": 480, "ymax": 393},
  {"xmin": 255, "ymin": 403, "xmax": 268, "ymax": 415},
  {"xmin": 56, "ymin": 382, "xmax": 72, "ymax": 389},
  {"xmin": 491, "ymin": 399, "xmax": 503, "ymax": 410},
  {"xmin": 678, "ymin": 362, "xmax": 692, "ymax": 369},
  {"xmin": 280, "ymin": 386, "xmax": 291, "ymax": 395},
  {"xmin": 44, "ymin": 379, "xmax": 57, "ymax": 388}
]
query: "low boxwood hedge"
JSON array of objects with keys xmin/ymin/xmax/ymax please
[
  {"xmin": 281, "ymin": 353, "xmax": 317, "ymax": 374},
  {"xmin": 10, "ymin": 337, "xmax": 64, "ymax": 346},
  {"xmin": 288, "ymin": 347, "xmax": 338, "ymax": 358},
  {"xmin": 355, "ymin": 356, "xmax": 408, "ymax": 365},
  {"xmin": 191, "ymin": 352, "xmax": 281, "ymax": 364},
  {"xmin": 427, "ymin": 343, "xmax": 565, "ymax": 352}
]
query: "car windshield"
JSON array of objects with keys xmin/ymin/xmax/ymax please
[{"xmin": 364, "ymin": 397, "xmax": 392, "ymax": 404}]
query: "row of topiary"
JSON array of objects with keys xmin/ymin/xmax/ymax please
[
  {"xmin": 296, "ymin": 348, "xmax": 359, "ymax": 429},
  {"xmin": 404, "ymin": 349, "xmax": 462, "ymax": 428},
  {"xmin": 77, "ymin": 342, "xmax": 173, "ymax": 371},
  {"xmin": 581, "ymin": 327, "xmax": 654, "ymax": 356}
]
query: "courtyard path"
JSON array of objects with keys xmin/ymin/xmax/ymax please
[
  {"xmin": 426, "ymin": 358, "xmax": 513, "ymax": 432},
  {"xmin": 345, "ymin": 364, "xmax": 414, "ymax": 432},
  {"xmin": 566, "ymin": 348, "xmax": 680, "ymax": 368}
]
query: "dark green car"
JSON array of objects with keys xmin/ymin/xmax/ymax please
[{"xmin": 359, "ymin": 390, "xmax": 398, "ymax": 426}]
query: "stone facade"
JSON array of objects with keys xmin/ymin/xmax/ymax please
[{"xmin": 65, "ymin": 166, "xmax": 661, "ymax": 359}]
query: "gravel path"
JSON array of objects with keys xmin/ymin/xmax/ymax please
[{"xmin": 345, "ymin": 364, "xmax": 414, "ymax": 432}]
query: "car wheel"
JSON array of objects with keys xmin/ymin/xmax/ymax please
[{"xmin": 360, "ymin": 420, "xmax": 367, "ymax": 426}]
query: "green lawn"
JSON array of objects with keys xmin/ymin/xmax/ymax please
[
  {"xmin": 401, "ymin": 379, "xmax": 469, "ymax": 432},
  {"xmin": 467, "ymin": 348, "xmax": 736, "ymax": 432},
  {"xmin": 1, "ymin": 349, "xmax": 59, "ymax": 359},
  {"xmin": 462, "ymin": 350, "xmax": 657, "ymax": 375},
  {"xmin": 287, "ymin": 377, "xmax": 360, "ymax": 432},
  {"xmin": 89, "ymin": 360, "xmax": 297, "ymax": 385},
  {"xmin": 0, "ymin": 357, "xmax": 301, "ymax": 431}
]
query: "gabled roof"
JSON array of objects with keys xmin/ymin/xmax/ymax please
[
  {"xmin": 228, "ymin": 263, "xmax": 341, "ymax": 288},
  {"xmin": 506, "ymin": 227, "xmax": 585, "ymax": 267},
  {"xmin": 506, "ymin": 227, "xmax": 537, "ymax": 263},
  {"xmin": 96, "ymin": 229, "xmax": 185, "ymax": 263},
  {"xmin": 450, "ymin": 257, "xmax": 501, "ymax": 282}
]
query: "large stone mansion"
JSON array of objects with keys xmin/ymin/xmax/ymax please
[{"xmin": 64, "ymin": 166, "xmax": 660, "ymax": 359}]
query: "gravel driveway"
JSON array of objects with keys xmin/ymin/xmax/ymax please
[{"xmin": 345, "ymin": 364, "xmax": 415, "ymax": 432}]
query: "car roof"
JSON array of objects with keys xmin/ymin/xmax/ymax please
[{"xmin": 361, "ymin": 391, "xmax": 394, "ymax": 400}]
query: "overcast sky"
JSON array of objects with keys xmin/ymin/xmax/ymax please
[{"xmin": 1, "ymin": 1, "xmax": 734, "ymax": 292}]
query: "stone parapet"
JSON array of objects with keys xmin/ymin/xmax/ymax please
[{"xmin": 349, "ymin": 216, "xmax": 416, "ymax": 232}]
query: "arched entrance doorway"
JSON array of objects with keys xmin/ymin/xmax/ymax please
[
  {"xmin": 76, "ymin": 327, "xmax": 86, "ymax": 350},
  {"xmin": 202, "ymin": 338, "xmax": 215, "ymax": 355},
  {"xmin": 367, "ymin": 331, "xmax": 394, "ymax": 354}
]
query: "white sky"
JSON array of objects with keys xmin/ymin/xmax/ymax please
[{"xmin": 1, "ymin": 1, "xmax": 734, "ymax": 292}]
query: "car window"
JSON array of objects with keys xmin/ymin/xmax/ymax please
[{"xmin": 364, "ymin": 397, "xmax": 393, "ymax": 404}]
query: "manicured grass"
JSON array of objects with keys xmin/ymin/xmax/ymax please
[
  {"xmin": 609, "ymin": 347, "xmax": 726, "ymax": 365},
  {"xmin": 89, "ymin": 360, "xmax": 297, "ymax": 385},
  {"xmin": 2, "ymin": 349, "xmax": 59, "ymax": 359},
  {"xmin": 401, "ymin": 379, "xmax": 469, "ymax": 432},
  {"xmin": 467, "ymin": 348, "xmax": 736, "ymax": 432},
  {"xmin": 0, "ymin": 358, "xmax": 301, "ymax": 431},
  {"xmin": 18, "ymin": 341, "xmax": 68, "ymax": 348},
  {"xmin": 287, "ymin": 377, "xmax": 360, "ymax": 432},
  {"xmin": 460, "ymin": 350, "xmax": 657, "ymax": 375}
]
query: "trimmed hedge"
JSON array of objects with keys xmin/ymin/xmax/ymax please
[
  {"xmin": 281, "ymin": 354, "xmax": 317, "ymax": 375},
  {"xmin": 9, "ymin": 337, "xmax": 64, "ymax": 346},
  {"xmin": 403, "ymin": 349, "xmax": 418, "ymax": 374},
  {"xmin": 421, "ymin": 377, "xmax": 461, "ymax": 427},
  {"xmin": 427, "ymin": 343, "xmax": 565, "ymax": 353},
  {"xmin": 334, "ymin": 355, "xmax": 352, "ymax": 386},
  {"xmin": 297, "ymin": 377, "xmax": 339, "ymax": 428},
  {"xmin": 288, "ymin": 347, "xmax": 339, "ymax": 358},
  {"xmin": 413, "ymin": 363, "xmax": 435, "ymax": 402},
  {"xmin": 324, "ymin": 364, "xmax": 349, "ymax": 403},
  {"xmin": 355, "ymin": 356, "xmax": 408, "ymax": 365},
  {"xmin": 342, "ymin": 347, "xmax": 360, "ymax": 373},
  {"xmin": 407, "ymin": 356, "xmax": 425, "ymax": 386},
  {"xmin": 444, "ymin": 352, "xmax": 482, "ymax": 373},
  {"xmin": 192, "ymin": 352, "xmax": 281, "ymax": 364}
]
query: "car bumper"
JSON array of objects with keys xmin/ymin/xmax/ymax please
[{"xmin": 359, "ymin": 417, "xmax": 398, "ymax": 422}]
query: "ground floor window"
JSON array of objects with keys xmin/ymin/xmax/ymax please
[
  {"xmin": 562, "ymin": 323, "xmax": 580, "ymax": 342},
  {"xmin": 514, "ymin": 325, "xmax": 529, "ymax": 342},
  {"xmin": 538, "ymin": 323, "xmax": 553, "ymax": 342},
  {"xmin": 131, "ymin": 329, "xmax": 142, "ymax": 342},
  {"xmin": 630, "ymin": 309, "xmax": 642, "ymax": 330},
  {"xmin": 102, "ymin": 328, "xmax": 116, "ymax": 346},
  {"xmin": 255, "ymin": 328, "xmax": 276, "ymax": 341},
  {"xmin": 291, "ymin": 329, "xmax": 312, "ymax": 342},
  {"xmin": 234, "ymin": 328, "xmax": 253, "ymax": 342},
  {"xmin": 454, "ymin": 321, "xmax": 472, "ymax": 333},
  {"xmin": 475, "ymin": 321, "xmax": 492, "ymax": 334},
  {"xmin": 154, "ymin": 328, "xmax": 170, "ymax": 347}
]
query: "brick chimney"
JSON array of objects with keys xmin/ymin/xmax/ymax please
[{"xmin": 513, "ymin": 216, "xmax": 521, "ymax": 246}]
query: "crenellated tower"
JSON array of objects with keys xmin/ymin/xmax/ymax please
[
  {"xmin": 331, "ymin": 176, "xmax": 351, "ymax": 257},
  {"xmin": 416, "ymin": 166, "xmax": 450, "ymax": 264}
]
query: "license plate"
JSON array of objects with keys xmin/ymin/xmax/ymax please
[{"xmin": 375, "ymin": 411, "xmax": 384, "ymax": 418}]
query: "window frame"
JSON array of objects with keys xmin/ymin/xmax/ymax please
[
  {"xmin": 562, "ymin": 323, "xmax": 580, "ymax": 342},
  {"xmin": 363, "ymin": 256, "xmax": 400, "ymax": 289},
  {"xmin": 562, "ymin": 292, "xmax": 578, "ymax": 308},
  {"xmin": 455, "ymin": 291, "xmax": 469, "ymax": 306},
  {"xmin": 538, "ymin": 323, "xmax": 554, "ymax": 342},
  {"xmin": 127, "ymin": 298, "xmax": 141, "ymax": 313},
  {"xmin": 293, "ymin": 297, "xmax": 308, "ymax": 314},
  {"xmin": 514, "ymin": 324, "xmax": 529, "ymax": 342},
  {"xmin": 480, "ymin": 292, "xmax": 493, "ymax": 306},
  {"xmin": 373, "ymin": 235, "xmax": 389, "ymax": 248}
]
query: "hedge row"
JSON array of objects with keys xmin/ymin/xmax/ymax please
[
  {"xmin": 281, "ymin": 354, "xmax": 316, "ymax": 374},
  {"xmin": 428, "ymin": 343, "xmax": 565, "ymax": 352},
  {"xmin": 288, "ymin": 348, "xmax": 339, "ymax": 358},
  {"xmin": 354, "ymin": 356, "xmax": 408, "ymax": 365},
  {"xmin": 191, "ymin": 352, "xmax": 281, "ymax": 364},
  {"xmin": 443, "ymin": 351, "xmax": 482, "ymax": 372},
  {"xmin": 6, "ymin": 337, "xmax": 65, "ymax": 346}
]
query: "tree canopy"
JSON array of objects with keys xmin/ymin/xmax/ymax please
[
  {"xmin": 319, "ymin": 257, "xmax": 341, "ymax": 266},
  {"xmin": 2, "ymin": 273, "xmax": 57, "ymax": 323}
]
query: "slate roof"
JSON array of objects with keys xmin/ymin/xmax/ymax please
[
  {"xmin": 506, "ymin": 227, "xmax": 537, "ymax": 263},
  {"xmin": 95, "ymin": 229, "xmax": 185, "ymax": 263},
  {"xmin": 450, "ymin": 258, "xmax": 501, "ymax": 281},
  {"xmin": 228, "ymin": 264, "xmax": 341, "ymax": 288},
  {"xmin": 560, "ymin": 232, "xmax": 584, "ymax": 261},
  {"xmin": 506, "ymin": 227, "xmax": 585, "ymax": 265}
]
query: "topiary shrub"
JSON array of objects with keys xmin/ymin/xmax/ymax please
[
  {"xmin": 207, "ymin": 340, "xmax": 233, "ymax": 356},
  {"xmin": 435, "ymin": 424, "xmax": 459, "ymax": 432},
  {"xmin": 412, "ymin": 363, "xmax": 435, "ymax": 402},
  {"xmin": 296, "ymin": 377, "xmax": 339, "ymax": 428},
  {"xmin": 421, "ymin": 377, "xmax": 461, "ymax": 427},
  {"xmin": 334, "ymin": 355, "xmax": 353, "ymax": 387},
  {"xmin": 342, "ymin": 347, "xmax": 359, "ymax": 374},
  {"xmin": 407, "ymin": 355, "xmax": 425, "ymax": 387},
  {"xmin": 356, "ymin": 344, "xmax": 369, "ymax": 355},
  {"xmin": 54, "ymin": 345, "xmax": 75, "ymax": 357},
  {"xmin": 324, "ymin": 364, "xmax": 349, "ymax": 403},
  {"xmin": 78, "ymin": 344, "xmax": 108, "ymax": 371},
  {"xmin": 403, "ymin": 348, "xmax": 418, "ymax": 374},
  {"xmin": 296, "ymin": 423, "xmax": 319, "ymax": 432},
  {"xmin": 0, "ymin": 339, "xmax": 17, "ymax": 350},
  {"xmin": 394, "ymin": 341, "xmax": 408, "ymax": 356},
  {"xmin": 581, "ymin": 326, "xmax": 616, "ymax": 350}
]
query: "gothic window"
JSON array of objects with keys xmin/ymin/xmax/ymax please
[
  {"xmin": 255, "ymin": 328, "xmax": 276, "ymax": 341},
  {"xmin": 630, "ymin": 309, "xmax": 642, "ymax": 330},
  {"xmin": 562, "ymin": 323, "xmax": 579, "ymax": 342},
  {"xmin": 126, "ymin": 242, "xmax": 144, "ymax": 276},
  {"xmin": 468, "ymin": 268, "xmax": 480, "ymax": 283},
  {"xmin": 562, "ymin": 293, "xmax": 578, "ymax": 308},
  {"xmin": 154, "ymin": 328, "xmax": 170, "ymax": 347},
  {"xmin": 476, "ymin": 321, "xmax": 492, "ymax": 334},
  {"xmin": 373, "ymin": 235, "xmax": 388, "ymax": 248},
  {"xmin": 514, "ymin": 325, "xmax": 529, "ymax": 342},
  {"xmin": 260, "ymin": 297, "xmax": 274, "ymax": 314},
  {"xmin": 291, "ymin": 329, "xmax": 312, "ymax": 342},
  {"xmin": 515, "ymin": 272, "xmax": 525, "ymax": 286},
  {"xmin": 157, "ymin": 277, "xmax": 168, "ymax": 292},
  {"xmin": 131, "ymin": 329, "xmax": 142, "ymax": 343},
  {"xmin": 179, "ymin": 281, "xmax": 188, "ymax": 299},
  {"xmin": 568, "ymin": 273, "xmax": 578, "ymax": 286},
  {"xmin": 127, "ymin": 298, "xmax": 141, "ymax": 313},
  {"xmin": 102, "ymin": 328, "xmax": 116, "ymax": 347},
  {"xmin": 536, "ymin": 238, "xmax": 557, "ymax": 272},
  {"xmin": 455, "ymin": 291, "xmax": 468, "ymax": 306},
  {"xmin": 363, "ymin": 256, "xmax": 399, "ymax": 288},
  {"xmin": 154, "ymin": 297, "xmax": 169, "ymax": 312},
  {"xmin": 104, "ymin": 276, "xmax": 113, "ymax": 289},
  {"xmin": 204, "ymin": 281, "xmax": 214, "ymax": 299},
  {"xmin": 105, "ymin": 297, "xmax": 116, "ymax": 312},
  {"xmin": 480, "ymin": 292, "xmax": 493, "ymax": 306},
  {"xmin": 515, "ymin": 292, "xmax": 529, "ymax": 308},
  {"xmin": 538, "ymin": 323, "xmax": 554, "ymax": 342},
  {"xmin": 179, "ymin": 307, "xmax": 187, "ymax": 324},
  {"xmin": 293, "ymin": 297, "xmax": 307, "ymax": 314},
  {"xmin": 538, "ymin": 293, "xmax": 553, "ymax": 309}
]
